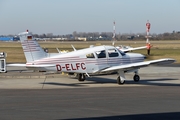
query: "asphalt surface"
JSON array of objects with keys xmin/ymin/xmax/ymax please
[{"xmin": 0, "ymin": 66, "xmax": 180, "ymax": 120}]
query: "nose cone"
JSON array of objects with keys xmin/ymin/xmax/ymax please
[
  {"xmin": 144, "ymin": 55, "xmax": 147, "ymax": 59},
  {"xmin": 137, "ymin": 53, "xmax": 145, "ymax": 60},
  {"xmin": 126, "ymin": 53, "xmax": 145, "ymax": 62},
  {"xmin": 138, "ymin": 54, "xmax": 146, "ymax": 59},
  {"xmin": 128, "ymin": 53, "xmax": 145, "ymax": 58}
]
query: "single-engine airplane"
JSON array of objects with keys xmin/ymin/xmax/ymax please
[{"xmin": 7, "ymin": 30, "xmax": 176, "ymax": 85}]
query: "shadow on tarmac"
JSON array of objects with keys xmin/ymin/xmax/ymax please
[
  {"xmin": 41, "ymin": 82, "xmax": 86, "ymax": 87},
  {"xmin": 41, "ymin": 76, "xmax": 180, "ymax": 87},
  {"xmin": 86, "ymin": 77, "xmax": 180, "ymax": 87},
  {"xmin": 60, "ymin": 112, "xmax": 180, "ymax": 120}
]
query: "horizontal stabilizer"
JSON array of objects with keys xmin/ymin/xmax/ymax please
[
  {"xmin": 26, "ymin": 64, "xmax": 56, "ymax": 68},
  {"xmin": 7, "ymin": 64, "xmax": 56, "ymax": 68},
  {"xmin": 7, "ymin": 64, "xmax": 26, "ymax": 67}
]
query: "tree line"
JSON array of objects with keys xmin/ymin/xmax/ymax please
[
  {"xmin": 2, "ymin": 31, "xmax": 180, "ymax": 40},
  {"xmin": 33, "ymin": 31, "xmax": 180, "ymax": 40}
]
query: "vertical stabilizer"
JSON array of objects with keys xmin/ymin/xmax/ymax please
[{"xmin": 18, "ymin": 30, "xmax": 47, "ymax": 62}]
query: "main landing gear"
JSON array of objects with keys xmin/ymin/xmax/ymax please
[
  {"xmin": 77, "ymin": 73, "xmax": 86, "ymax": 81},
  {"xmin": 117, "ymin": 76, "xmax": 125, "ymax": 84},
  {"xmin": 117, "ymin": 70, "xmax": 140, "ymax": 85}
]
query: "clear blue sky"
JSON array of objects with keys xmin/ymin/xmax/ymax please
[{"xmin": 0, "ymin": 0, "xmax": 180, "ymax": 35}]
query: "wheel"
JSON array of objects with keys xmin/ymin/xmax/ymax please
[
  {"xmin": 117, "ymin": 76, "xmax": 125, "ymax": 85},
  {"xmin": 78, "ymin": 73, "xmax": 86, "ymax": 81},
  {"xmin": 133, "ymin": 75, "xmax": 140, "ymax": 82}
]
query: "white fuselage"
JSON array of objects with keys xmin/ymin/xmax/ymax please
[{"xmin": 26, "ymin": 45, "xmax": 145, "ymax": 73}]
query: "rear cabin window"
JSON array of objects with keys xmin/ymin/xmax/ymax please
[
  {"xmin": 86, "ymin": 53, "xmax": 95, "ymax": 58},
  {"xmin": 108, "ymin": 49, "xmax": 119, "ymax": 57},
  {"xmin": 96, "ymin": 50, "xmax": 106, "ymax": 58}
]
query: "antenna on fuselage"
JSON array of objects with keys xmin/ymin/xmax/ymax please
[
  {"xmin": 56, "ymin": 48, "xmax": 61, "ymax": 53},
  {"xmin": 71, "ymin": 45, "xmax": 76, "ymax": 51}
]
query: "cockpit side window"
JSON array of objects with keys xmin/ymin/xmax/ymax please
[
  {"xmin": 108, "ymin": 49, "xmax": 119, "ymax": 57},
  {"xmin": 86, "ymin": 53, "xmax": 95, "ymax": 58},
  {"xmin": 95, "ymin": 50, "xmax": 106, "ymax": 58}
]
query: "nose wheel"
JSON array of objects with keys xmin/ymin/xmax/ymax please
[{"xmin": 133, "ymin": 74, "xmax": 140, "ymax": 82}]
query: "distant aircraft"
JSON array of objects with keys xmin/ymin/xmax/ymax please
[{"xmin": 7, "ymin": 30, "xmax": 176, "ymax": 84}]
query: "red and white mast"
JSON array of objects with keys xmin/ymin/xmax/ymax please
[
  {"xmin": 146, "ymin": 20, "xmax": 151, "ymax": 43},
  {"xmin": 112, "ymin": 21, "xmax": 116, "ymax": 46},
  {"xmin": 146, "ymin": 20, "xmax": 152, "ymax": 55}
]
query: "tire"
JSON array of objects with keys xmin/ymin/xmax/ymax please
[
  {"xmin": 117, "ymin": 76, "xmax": 125, "ymax": 85},
  {"xmin": 133, "ymin": 75, "xmax": 140, "ymax": 82},
  {"xmin": 78, "ymin": 73, "xmax": 85, "ymax": 81}
]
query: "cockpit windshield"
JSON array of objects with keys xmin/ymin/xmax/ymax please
[{"xmin": 117, "ymin": 49, "xmax": 126, "ymax": 56}]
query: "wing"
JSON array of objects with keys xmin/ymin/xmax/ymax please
[
  {"xmin": 101, "ymin": 58, "xmax": 176, "ymax": 72},
  {"xmin": 121, "ymin": 46, "xmax": 147, "ymax": 53}
]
